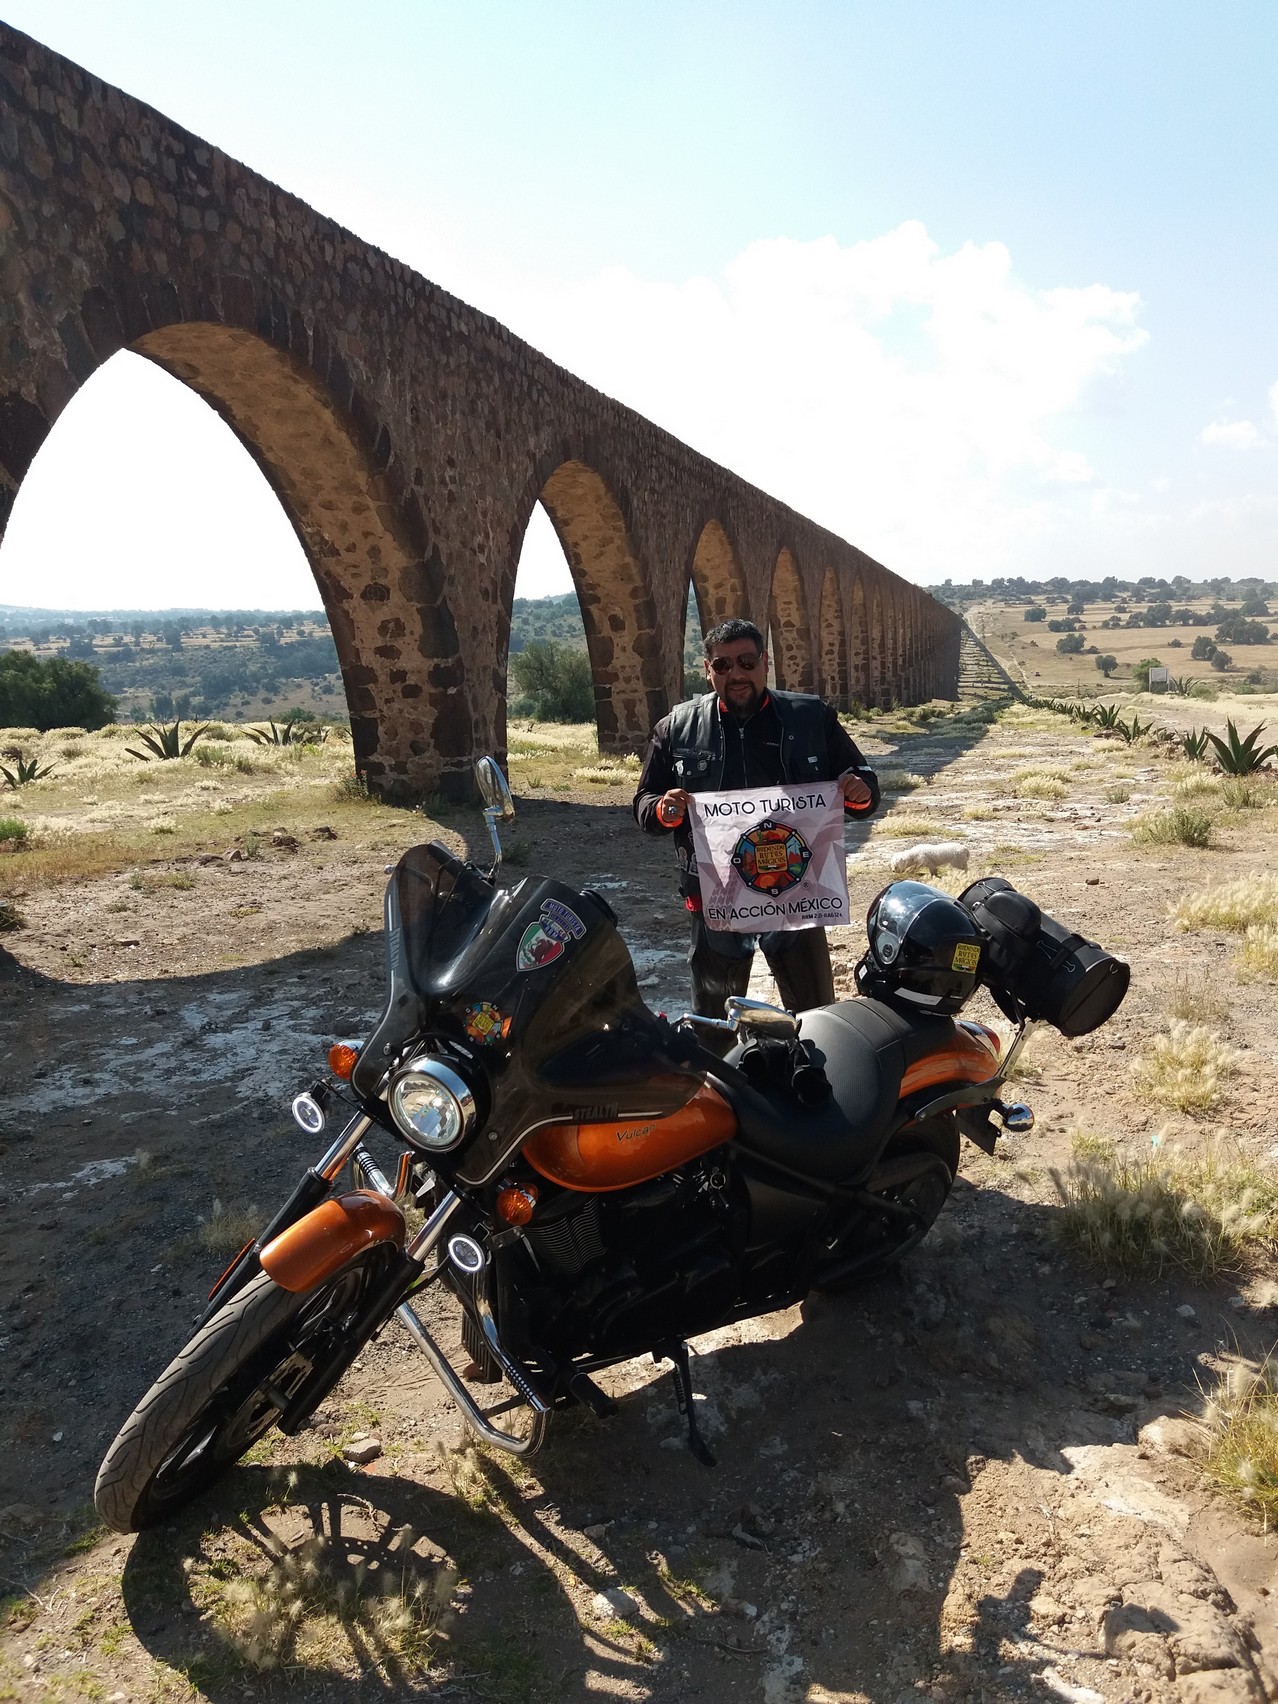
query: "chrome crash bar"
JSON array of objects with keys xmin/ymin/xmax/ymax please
[{"xmin": 350, "ymin": 1142, "xmax": 549, "ymax": 1457}]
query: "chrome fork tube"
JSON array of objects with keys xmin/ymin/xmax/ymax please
[
  {"xmin": 315, "ymin": 1114, "xmax": 373, "ymax": 1183},
  {"xmin": 405, "ymin": 1188, "xmax": 462, "ymax": 1260}
]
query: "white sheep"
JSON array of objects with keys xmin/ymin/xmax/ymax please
[{"xmin": 888, "ymin": 841, "xmax": 970, "ymax": 877}]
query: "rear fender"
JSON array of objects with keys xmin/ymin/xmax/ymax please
[{"xmin": 260, "ymin": 1190, "xmax": 406, "ymax": 1293}]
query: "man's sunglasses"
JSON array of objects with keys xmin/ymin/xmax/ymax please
[{"xmin": 708, "ymin": 653, "xmax": 762, "ymax": 674}]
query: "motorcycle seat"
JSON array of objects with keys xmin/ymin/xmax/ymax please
[{"xmin": 720, "ymin": 997, "xmax": 960, "ymax": 1183}]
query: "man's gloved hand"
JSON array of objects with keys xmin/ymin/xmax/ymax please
[{"xmin": 656, "ymin": 788, "xmax": 692, "ymax": 827}]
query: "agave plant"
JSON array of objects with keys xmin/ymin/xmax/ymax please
[
  {"xmin": 0, "ymin": 752, "xmax": 56, "ymax": 787},
  {"xmin": 1179, "ymin": 728, "xmax": 1211, "ymax": 763},
  {"xmin": 1092, "ymin": 703, "xmax": 1124, "ymax": 732},
  {"xmin": 1115, "ymin": 713, "xmax": 1152, "ymax": 745},
  {"xmin": 126, "ymin": 720, "xmax": 211, "ymax": 761},
  {"xmin": 1166, "ymin": 675, "xmax": 1193, "ymax": 695},
  {"xmin": 244, "ymin": 717, "xmax": 302, "ymax": 746},
  {"xmin": 1205, "ymin": 720, "xmax": 1278, "ymax": 776},
  {"xmin": 245, "ymin": 716, "xmax": 327, "ymax": 747}
]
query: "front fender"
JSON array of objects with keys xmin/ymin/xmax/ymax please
[{"xmin": 260, "ymin": 1189, "xmax": 405, "ymax": 1293}]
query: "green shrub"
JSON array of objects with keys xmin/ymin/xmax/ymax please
[
  {"xmin": 0, "ymin": 650, "xmax": 116, "ymax": 731},
  {"xmin": 1131, "ymin": 806, "xmax": 1213, "ymax": 847},
  {"xmin": 0, "ymin": 817, "xmax": 29, "ymax": 848},
  {"xmin": 509, "ymin": 641, "xmax": 594, "ymax": 722}
]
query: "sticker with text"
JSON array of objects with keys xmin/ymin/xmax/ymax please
[
  {"xmin": 516, "ymin": 898, "xmax": 586, "ymax": 972},
  {"xmin": 462, "ymin": 1002, "xmax": 511, "ymax": 1045}
]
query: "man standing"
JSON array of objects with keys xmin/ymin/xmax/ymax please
[{"xmin": 633, "ymin": 618, "xmax": 879, "ymax": 1018}]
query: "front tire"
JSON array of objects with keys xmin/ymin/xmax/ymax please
[{"xmin": 94, "ymin": 1248, "xmax": 394, "ymax": 1533}]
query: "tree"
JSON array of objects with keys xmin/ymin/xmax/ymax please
[
  {"xmin": 1215, "ymin": 615, "xmax": 1269, "ymax": 646},
  {"xmin": 1191, "ymin": 635, "xmax": 1217, "ymax": 661},
  {"xmin": 1056, "ymin": 633, "xmax": 1085, "ymax": 654},
  {"xmin": 1023, "ymin": 606, "xmax": 1046, "ymax": 622},
  {"xmin": 0, "ymin": 651, "xmax": 117, "ymax": 730},
  {"xmin": 1210, "ymin": 649, "xmax": 1233, "ymax": 672},
  {"xmin": 1095, "ymin": 654, "xmax": 1118, "ymax": 677},
  {"xmin": 509, "ymin": 640, "xmax": 595, "ymax": 721},
  {"xmin": 1132, "ymin": 656, "xmax": 1164, "ymax": 690}
]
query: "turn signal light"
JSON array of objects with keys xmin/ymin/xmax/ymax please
[
  {"xmin": 328, "ymin": 1042, "xmax": 359, "ymax": 1080},
  {"xmin": 496, "ymin": 1183, "xmax": 538, "ymax": 1226}
]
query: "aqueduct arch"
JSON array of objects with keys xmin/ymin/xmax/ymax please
[
  {"xmin": 769, "ymin": 549, "xmax": 815, "ymax": 693},
  {"xmin": 535, "ymin": 460, "xmax": 665, "ymax": 752},
  {"xmin": 0, "ymin": 23, "xmax": 962, "ymax": 797},
  {"xmin": 132, "ymin": 322, "xmax": 468, "ymax": 774},
  {"xmin": 687, "ymin": 518, "xmax": 746, "ymax": 638},
  {"xmin": 818, "ymin": 568, "xmax": 849, "ymax": 710}
]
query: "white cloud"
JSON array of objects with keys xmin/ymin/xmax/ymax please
[
  {"xmin": 1200, "ymin": 418, "xmax": 1263, "ymax": 449},
  {"xmin": 502, "ymin": 222, "xmax": 1149, "ymax": 582}
]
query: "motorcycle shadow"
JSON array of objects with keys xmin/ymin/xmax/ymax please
[
  {"xmin": 118, "ymin": 1455, "xmax": 660, "ymax": 1701},
  {"xmin": 116, "ymin": 1186, "xmax": 1192, "ymax": 1702}
]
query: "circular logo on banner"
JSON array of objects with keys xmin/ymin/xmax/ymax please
[{"xmin": 731, "ymin": 818, "xmax": 813, "ymax": 896}]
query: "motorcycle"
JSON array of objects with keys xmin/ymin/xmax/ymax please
[{"xmin": 94, "ymin": 758, "xmax": 1130, "ymax": 1532}]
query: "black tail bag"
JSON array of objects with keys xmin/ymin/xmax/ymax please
[{"xmin": 958, "ymin": 876, "xmax": 1129, "ymax": 1037}]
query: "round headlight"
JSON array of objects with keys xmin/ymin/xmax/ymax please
[{"xmin": 387, "ymin": 1058, "xmax": 476, "ymax": 1152}]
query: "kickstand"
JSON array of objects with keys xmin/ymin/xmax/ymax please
[{"xmin": 657, "ymin": 1340, "xmax": 717, "ymax": 1467}]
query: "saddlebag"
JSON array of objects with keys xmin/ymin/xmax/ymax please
[{"xmin": 958, "ymin": 875, "xmax": 1129, "ymax": 1037}]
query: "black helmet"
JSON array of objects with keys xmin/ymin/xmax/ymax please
[{"xmin": 855, "ymin": 881, "xmax": 984, "ymax": 1015}]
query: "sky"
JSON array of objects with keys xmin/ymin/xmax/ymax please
[{"xmin": 1, "ymin": 0, "xmax": 1276, "ymax": 610}]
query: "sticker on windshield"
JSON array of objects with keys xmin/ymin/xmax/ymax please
[
  {"xmin": 516, "ymin": 899, "xmax": 586, "ymax": 972},
  {"xmin": 462, "ymin": 1002, "xmax": 511, "ymax": 1045}
]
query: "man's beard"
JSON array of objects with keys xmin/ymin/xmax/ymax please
[{"xmin": 722, "ymin": 680, "xmax": 764, "ymax": 719}]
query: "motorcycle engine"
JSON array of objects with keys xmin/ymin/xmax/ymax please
[{"xmin": 519, "ymin": 1164, "xmax": 742, "ymax": 1359}]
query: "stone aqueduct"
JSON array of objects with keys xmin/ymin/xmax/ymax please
[{"xmin": 0, "ymin": 24, "xmax": 961, "ymax": 800}]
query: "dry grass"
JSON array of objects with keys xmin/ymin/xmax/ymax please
[
  {"xmin": 961, "ymin": 804, "xmax": 996, "ymax": 820},
  {"xmin": 1222, "ymin": 778, "xmax": 1267, "ymax": 811},
  {"xmin": 1173, "ymin": 774, "xmax": 1222, "ymax": 800},
  {"xmin": 1130, "ymin": 806, "xmax": 1214, "ymax": 848},
  {"xmin": 1104, "ymin": 784, "xmax": 1132, "ymax": 804},
  {"xmin": 1052, "ymin": 1134, "xmax": 1278, "ymax": 1279},
  {"xmin": 1238, "ymin": 926, "xmax": 1278, "ymax": 981},
  {"xmin": 877, "ymin": 769, "xmax": 928, "ymax": 793},
  {"xmin": 1012, "ymin": 767, "xmax": 1070, "ymax": 801},
  {"xmin": 1167, "ymin": 968, "xmax": 1231, "ymax": 1023},
  {"xmin": 1130, "ymin": 1021, "xmax": 1242, "ymax": 1112},
  {"xmin": 1171, "ymin": 872, "xmax": 1278, "ymax": 934},
  {"xmin": 875, "ymin": 813, "xmax": 950, "ymax": 838},
  {"xmin": 1205, "ymin": 1361, "xmax": 1278, "ymax": 1526},
  {"xmin": 197, "ymin": 1199, "xmax": 262, "ymax": 1255},
  {"xmin": 571, "ymin": 755, "xmax": 641, "ymax": 787},
  {"xmin": 195, "ymin": 1519, "xmax": 455, "ymax": 1679}
]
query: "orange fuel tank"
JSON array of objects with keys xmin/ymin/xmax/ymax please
[
  {"xmin": 899, "ymin": 1018, "xmax": 1001, "ymax": 1099},
  {"xmin": 522, "ymin": 1082, "xmax": 737, "ymax": 1192}
]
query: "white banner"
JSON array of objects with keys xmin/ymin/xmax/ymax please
[{"xmin": 688, "ymin": 785, "xmax": 850, "ymax": 934}]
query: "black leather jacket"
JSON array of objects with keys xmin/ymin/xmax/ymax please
[{"xmin": 633, "ymin": 690, "xmax": 879, "ymax": 900}]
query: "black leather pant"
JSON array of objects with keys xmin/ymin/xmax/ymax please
[{"xmin": 687, "ymin": 913, "xmax": 835, "ymax": 1020}]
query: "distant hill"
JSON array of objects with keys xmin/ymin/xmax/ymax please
[
  {"xmin": 509, "ymin": 593, "xmax": 587, "ymax": 651},
  {"xmin": 0, "ymin": 591, "xmax": 706, "ymax": 720}
]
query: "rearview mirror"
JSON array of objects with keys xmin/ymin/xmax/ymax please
[
  {"xmin": 725, "ymin": 996, "xmax": 799, "ymax": 1038},
  {"xmin": 474, "ymin": 756, "xmax": 515, "ymax": 821}
]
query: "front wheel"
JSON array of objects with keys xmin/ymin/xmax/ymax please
[{"xmin": 94, "ymin": 1248, "xmax": 395, "ymax": 1533}]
